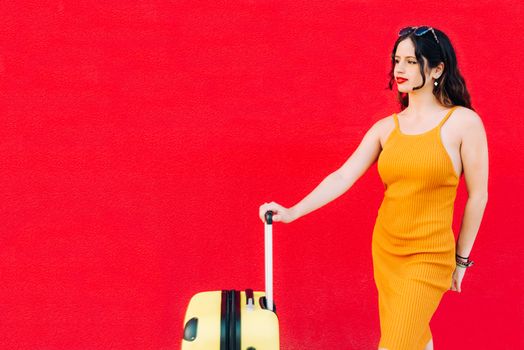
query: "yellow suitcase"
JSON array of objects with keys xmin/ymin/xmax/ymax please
[{"xmin": 181, "ymin": 211, "xmax": 279, "ymax": 350}]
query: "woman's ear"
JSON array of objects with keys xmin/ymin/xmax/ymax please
[
  {"xmin": 434, "ymin": 62, "xmax": 445, "ymax": 78},
  {"xmin": 438, "ymin": 62, "xmax": 445, "ymax": 74}
]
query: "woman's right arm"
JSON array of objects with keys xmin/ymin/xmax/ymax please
[{"xmin": 259, "ymin": 117, "xmax": 386, "ymax": 223}]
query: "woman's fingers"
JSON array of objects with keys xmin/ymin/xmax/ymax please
[
  {"xmin": 259, "ymin": 203, "xmax": 269, "ymax": 223},
  {"xmin": 259, "ymin": 202, "xmax": 282, "ymax": 223}
]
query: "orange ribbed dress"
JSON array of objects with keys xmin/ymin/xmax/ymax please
[{"xmin": 372, "ymin": 106, "xmax": 460, "ymax": 349}]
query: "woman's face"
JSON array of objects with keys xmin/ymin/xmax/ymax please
[{"xmin": 393, "ymin": 38, "xmax": 433, "ymax": 93}]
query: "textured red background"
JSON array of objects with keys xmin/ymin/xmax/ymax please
[{"xmin": 1, "ymin": 1, "xmax": 522, "ymax": 349}]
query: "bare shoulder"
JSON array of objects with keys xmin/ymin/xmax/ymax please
[
  {"xmin": 439, "ymin": 106, "xmax": 484, "ymax": 144},
  {"xmin": 452, "ymin": 106, "xmax": 487, "ymax": 139},
  {"xmin": 371, "ymin": 114, "xmax": 396, "ymax": 148},
  {"xmin": 376, "ymin": 113, "xmax": 395, "ymax": 126},
  {"xmin": 368, "ymin": 114, "xmax": 395, "ymax": 133}
]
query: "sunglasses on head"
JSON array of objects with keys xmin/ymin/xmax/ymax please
[{"xmin": 398, "ymin": 26, "xmax": 440, "ymax": 44}]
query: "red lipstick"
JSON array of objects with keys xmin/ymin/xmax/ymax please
[{"xmin": 396, "ymin": 77, "xmax": 408, "ymax": 84}]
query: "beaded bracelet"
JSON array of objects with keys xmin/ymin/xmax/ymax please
[
  {"xmin": 455, "ymin": 252, "xmax": 474, "ymax": 268},
  {"xmin": 456, "ymin": 257, "xmax": 474, "ymax": 268}
]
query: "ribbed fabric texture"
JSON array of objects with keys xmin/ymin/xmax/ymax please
[{"xmin": 372, "ymin": 106, "xmax": 460, "ymax": 350}]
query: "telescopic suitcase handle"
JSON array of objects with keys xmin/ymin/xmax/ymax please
[{"xmin": 264, "ymin": 210, "xmax": 274, "ymax": 312}]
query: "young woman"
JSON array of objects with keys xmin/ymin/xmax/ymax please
[{"xmin": 259, "ymin": 26, "xmax": 489, "ymax": 350}]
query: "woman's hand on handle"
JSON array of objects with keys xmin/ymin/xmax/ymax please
[{"xmin": 259, "ymin": 202, "xmax": 297, "ymax": 224}]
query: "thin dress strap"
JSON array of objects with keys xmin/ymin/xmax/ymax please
[
  {"xmin": 393, "ymin": 113, "xmax": 400, "ymax": 130},
  {"xmin": 438, "ymin": 106, "xmax": 459, "ymax": 128}
]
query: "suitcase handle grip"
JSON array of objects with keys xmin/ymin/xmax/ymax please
[{"xmin": 264, "ymin": 210, "xmax": 273, "ymax": 224}]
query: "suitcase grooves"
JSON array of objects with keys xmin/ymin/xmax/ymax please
[{"xmin": 220, "ymin": 290, "xmax": 241, "ymax": 350}]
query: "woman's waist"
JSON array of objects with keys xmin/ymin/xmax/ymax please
[
  {"xmin": 372, "ymin": 216, "xmax": 455, "ymax": 249},
  {"xmin": 375, "ymin": 211, "xmax": 454, "ymax": 233},
  {"xmin": 377, "ymin": 197, "xmax": 455, "ymax": 222}
]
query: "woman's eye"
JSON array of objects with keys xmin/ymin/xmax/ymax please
[
  {"xmin": 395, "ymin": 60, "xmax": 417, "ymax": 64},
  {"xmin": 394, "ymin": 59, "xmax": 417, "ymax": 64}
]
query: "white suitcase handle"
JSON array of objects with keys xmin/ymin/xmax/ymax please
[{"xmin": 264, "ymin": 211, "xmax": 274, "ymax": 312}]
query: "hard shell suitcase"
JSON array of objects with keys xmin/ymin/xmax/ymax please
[{"xmin": 181, "ymin": 211, "xmax": 279, "ymax": 350}]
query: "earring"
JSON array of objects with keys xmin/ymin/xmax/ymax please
[{"xmin": 434, "ymin": 80, "xmax": 439, "ymax": 87}]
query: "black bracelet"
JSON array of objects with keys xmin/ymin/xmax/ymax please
[
  {"xmin": 455, "ymin": 258, "xmax": 474, "ymax": 267},
  {"xmin": 456, "ymin": 253, "xmax": 470, "ymax": 260}
]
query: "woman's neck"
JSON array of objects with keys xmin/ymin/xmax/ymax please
[{"xmin": 404, "ymin": 91, "xmax": 447, "ymax": 117}]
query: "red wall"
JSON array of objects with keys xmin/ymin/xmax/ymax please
[{"xmin": 1, "ymin": 1, "xmax": 522, "ymax": 349}]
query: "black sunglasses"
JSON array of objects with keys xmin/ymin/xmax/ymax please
[{"xmin": 398, "ymin": 26, "xmax": 440, "ymax": 44}]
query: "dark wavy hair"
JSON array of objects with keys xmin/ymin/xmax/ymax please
[{"xmin": 387, "ymin": 27, "xmax": 473, "ymax": 111}]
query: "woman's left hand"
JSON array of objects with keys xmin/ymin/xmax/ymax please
[{"xmin": 450, "ymin": 266, "xmax": 466, "ymax": 293}]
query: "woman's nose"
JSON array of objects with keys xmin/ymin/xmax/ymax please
[
  {"xmin": 396, "ymin": 60, "xmax": 408, "ymax": 71},
  {"xmin": 395, "ymin": 64, "xmax": 405, "ymax": 74}
]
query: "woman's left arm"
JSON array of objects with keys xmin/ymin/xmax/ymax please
[{"xmin": 456, "ymin": 109, "xmax": 489, "ymax": 258}]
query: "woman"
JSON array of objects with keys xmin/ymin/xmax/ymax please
[{"xmin": 258, "ymin": 26, "xmax": 489, "ymax": 350}]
